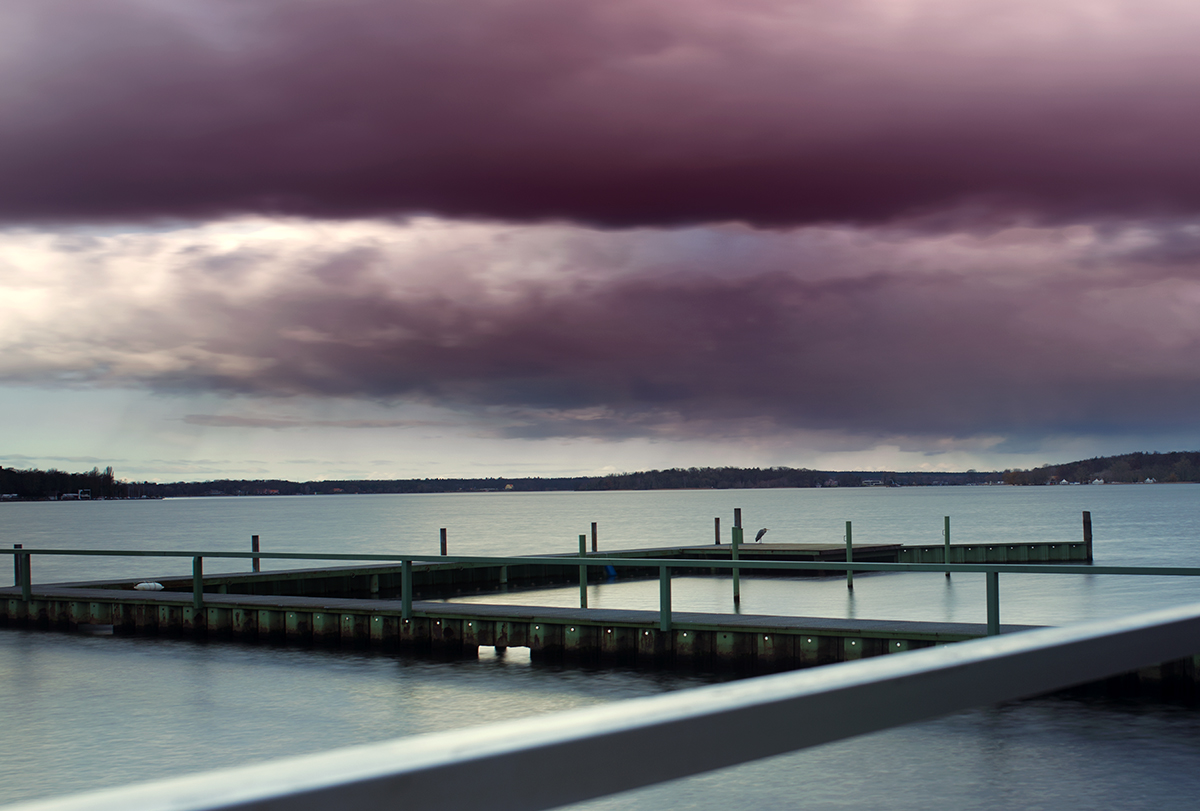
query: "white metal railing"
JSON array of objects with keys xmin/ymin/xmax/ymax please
[{"xmin": 7, "ymin": 601, "xmax": 1200, "ymax": 811}]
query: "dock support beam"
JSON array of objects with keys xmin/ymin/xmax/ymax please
[
  {"xmin": 401, "ymin": 560, "xmax": 412, "ymax": 620},
  {"xmin": 659, "ymin": 565, "xmax": 672, "ymax": 631},
  {"xmin": 944, "ymin": 516, "xmax": 951, "ymax": 577},
  {"xmin": 192, "ymin": 556, "xmax": 204, "ymax": 611},
  {"xmin": 579, "ymin": 535, "xmax": 588, "ymax": 609},
  {"xmin": 986, "ymin": 571, "xmax": 1000, "ymax": 636},
  {"xmin": 846, "ymin": 521, "xmax": 853, "ymax": 590}
]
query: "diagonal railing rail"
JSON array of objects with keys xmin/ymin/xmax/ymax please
[{"xmin": 5, "ymin": 601, "xmax": 1200, "ymax": 811}]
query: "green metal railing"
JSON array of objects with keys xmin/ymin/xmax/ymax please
[{"xmin": 7, "ymin": 545, "xmax": 1200, "ymax": 636}]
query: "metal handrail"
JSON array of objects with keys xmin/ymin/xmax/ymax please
[
  {"xmin": 7, "ymin": 547, "xmax": 1200, "ymax": 636},
  {"xmin": 7, "ymin": 601, "xmax": 1200, "ymax": 811}
]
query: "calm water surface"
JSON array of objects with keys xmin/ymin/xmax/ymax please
[{"xmin": 2, "ymin": 486, "xmax": 1199, "ymax": 807}]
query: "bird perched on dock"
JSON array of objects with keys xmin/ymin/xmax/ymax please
[{"xmin": 755, "ymin": 528, "xmax": 769, "ymax": 542}]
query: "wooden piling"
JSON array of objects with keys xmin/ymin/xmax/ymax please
[
  {"xmin": 944, "ymin": 516, "xmax": 951, "ymax": 578},
  {"xmin": 732, "ymin": 509, "xmax": 742, "ymax": 604},
  {"xmin": 591, "ymin": 522, "xmax": 598, "ymax": 553},
  {"xmin": 846, "ymin": 521, "xmax": 854, "ymax": 589},
  {"xmin": 251, "ymin": 535, "xmax": 260, "ymax": 573},
  {"xmin": 1083, "ymin": 511, "xmax": 1093, "ymax": 561},
  {"xmin": 440, "ymin": 528, "xmax": 448, "ymax": 556},
  {"xmin": 714, "ymin": 517, "xmax": 721, "ymax": 545},
  {"xmin": 579, "ymin": 535, "xmax": 588, "ymax": 609}
]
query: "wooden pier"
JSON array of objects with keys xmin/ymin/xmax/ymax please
[
  {"xmin": 8, "ymin": 537, "xmax": 1194, "ymax": 691},
  {"xmin": 42, "ymin": 540, "xmax": 1092, "ymax": 601},
  {"xmin": 0, "ymin": 580, "xmax": 1037, "ymax": 668}
]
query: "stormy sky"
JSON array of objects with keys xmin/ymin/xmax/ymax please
[{"xmin": 3, "ymin": 0, "xmax": 1200, "ymax": 481}]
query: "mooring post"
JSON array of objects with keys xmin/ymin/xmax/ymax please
[
  {"xmin": 579, "ymin": 534, "xmax": 588, "ymax": 609},
  {"xmin": 12, "ymin": 543, "xmax": 21, "ymax": 588},
  {"xmin": 846, "ymin": 521, "xmax": 854, "ymax": 589},
  {"xmin": 659, "ymin": 565, "xmax": 672, "ymax": 632},
  {"xmin": 440, "ymin": 528, "xmax": 447, "ymax": 556},
  {"xmin": 1083, "ymin": 510, "xmax": 1093, "ymax": 561},
  {"xmin": 986, "ymin": 570, "xmax": 1000, "ymax": 636},
  {"xmin": 401, "ymin": 559, "xmax": 413, "ymax": 619},
  {"xmin": 944, "ymin": 516, "xmax": 951, "ymax": 578},
  {"xmin": 251, "ymin": 534, "xmax": 260, "ymax": 573},
  {"xmin": 591, "ymin": 522, "xmax": 598, "ymax": 553},
  {"xmin": 714, "ymin": 516, "xmax": 721, "ymax": 545},
  {"xmin": 192, "ymin": 556, "xmax": 204, "ymax": 611},
  {"xmin": 732, "ymin": 509, "xmax": 743, "ymax": 604}
]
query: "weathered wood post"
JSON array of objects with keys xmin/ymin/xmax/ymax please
[
  {"xmin": 401, "ymin": 559, "xmax": 413, "ymax": 619},
  {"xmin": 732, "ymin": 509, "xmax": 743, "ymax": 604},
  {"xmin": 659, "ymin": 565, "xmax": 672, "ymax": 631},
  {"xmin": 944, "ymin": 516, "xmax": 951, "ymax": 578},
  {"xmin": 591, "ymin": 522, "xmax": 598, "ymax": 553},
  {"xmin": 986, "ymin": 570, "xmax": 1000, "ymax": 635},
  {"xmin": 14, "ymin": 544, "xmax": 30, "ymax": 601},
  {"xmin": 579, "ymin": 534, "xmax": 588, "ymax": 609},
  {"xmin": 846, "ymin": 521, "xmax": 854, "ymax": 589},
  {"xmin": 714, "ymin": 516, "xmax": 721, "ymax": 545},
  {"xmin": 192, "ymin": 556, "xmax": 204, "ymax": 611},
  {"xmin": 440, "ymin": 528, "xmax": 447, "ymax": 556},
  {"xmin": 251, "ymin": 534, "xmax": 260, "ymax": 573},
  {"xmin": 1083, "ymin": 511, "xmax": 1093, "ymax": 561},
  {"xmin": 20, "ymin": 549, "xmax": 30, "ymax": 602}
]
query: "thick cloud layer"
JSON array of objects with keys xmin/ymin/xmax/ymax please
[
  {"xmin": 4, "ymin": 218, "xmax": 1199, "ymax": 443},
  {"xmin": 6, "ymin": 0, "xmax": 1200, "ymax": 225}
]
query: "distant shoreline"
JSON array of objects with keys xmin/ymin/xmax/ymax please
[{"xmin": 4, "ymin": 450, "xmax": 1199, "ymax": 500}]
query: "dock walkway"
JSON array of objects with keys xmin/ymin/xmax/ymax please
[{"xmin": 1, "ymin": 582, "xmax": 1038, "ymax": 671}]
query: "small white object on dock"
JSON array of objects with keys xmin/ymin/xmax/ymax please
[{"xmin": 134, "ymin": 582, "xmax": 164, "ymax": 591}]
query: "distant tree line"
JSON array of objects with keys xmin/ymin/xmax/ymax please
[
  {"xmin": 1000, "ymin": 451, "xmax": 1200, "ymax": 485},
  {"xmin": 4, "ymin": 451, "xmax": 1198, "ymax": 501},
  {"xmin": 135, "ymin": 466, "xmax": 999, "ymax": 497},
  {"xmin": 0, "ymin": 466, "xmax": 124, "ymax": 500}
]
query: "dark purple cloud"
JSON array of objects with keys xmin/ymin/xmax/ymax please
[{"xmin": 6, "ymin": 0, "xmax": 1200, "ymax": 226}]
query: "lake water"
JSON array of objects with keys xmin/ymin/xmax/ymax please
[{"xmin": 2, "ymin": 485, "xmax": 1199, "ymax": 807}]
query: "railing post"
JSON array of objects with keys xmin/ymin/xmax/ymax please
[
  {"xmin": 440, "ymin": 528, "xmax": 447, "ymax": 556},
  {"xmin": 659, "ymin": 565, "xmax": 672, "ymax": 632},
  {"xmin": 251, "ymin": 534, "xmax": 260, "ymax": 573},
  {"xmin": 986, "ymin": 570, "xmax": 1000, "ymax": 636},
  {"xmin": 17, "ymin": 545, "xmax": 31, "ymax": 602},
  {"xmin": 402, "ymin": 560, "xmax": 413, "ymax": 620},
  {"xmin": 944, "ymin": 516, "xmax": 951, "ymax": 578},
  {"xmin": 579, "ymin": 534, "xmax": 588, "ymax": 609},
  {"xmin": 845, "ymin": 521, "xmax": 853, "ymax": 589},
  {"xmin": 1083, "ymin": 510, "xmax": 1093, "ymax": 561},
  {"xmin": 192, "ymin": 556, "xmax": 204, "ymax": 611}
]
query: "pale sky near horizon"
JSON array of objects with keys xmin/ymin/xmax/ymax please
[{"xmin": 4, "ymin": 1, "xmax": 1200, "ymax": 482}]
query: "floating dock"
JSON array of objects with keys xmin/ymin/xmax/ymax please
[
  {"xmin": 38, "ymin": 540, "xmax": 1092, "ymax": 601},
  {"xmin": 7, "ymin": 538, "xmax": 1193, "ymax": 692}
]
